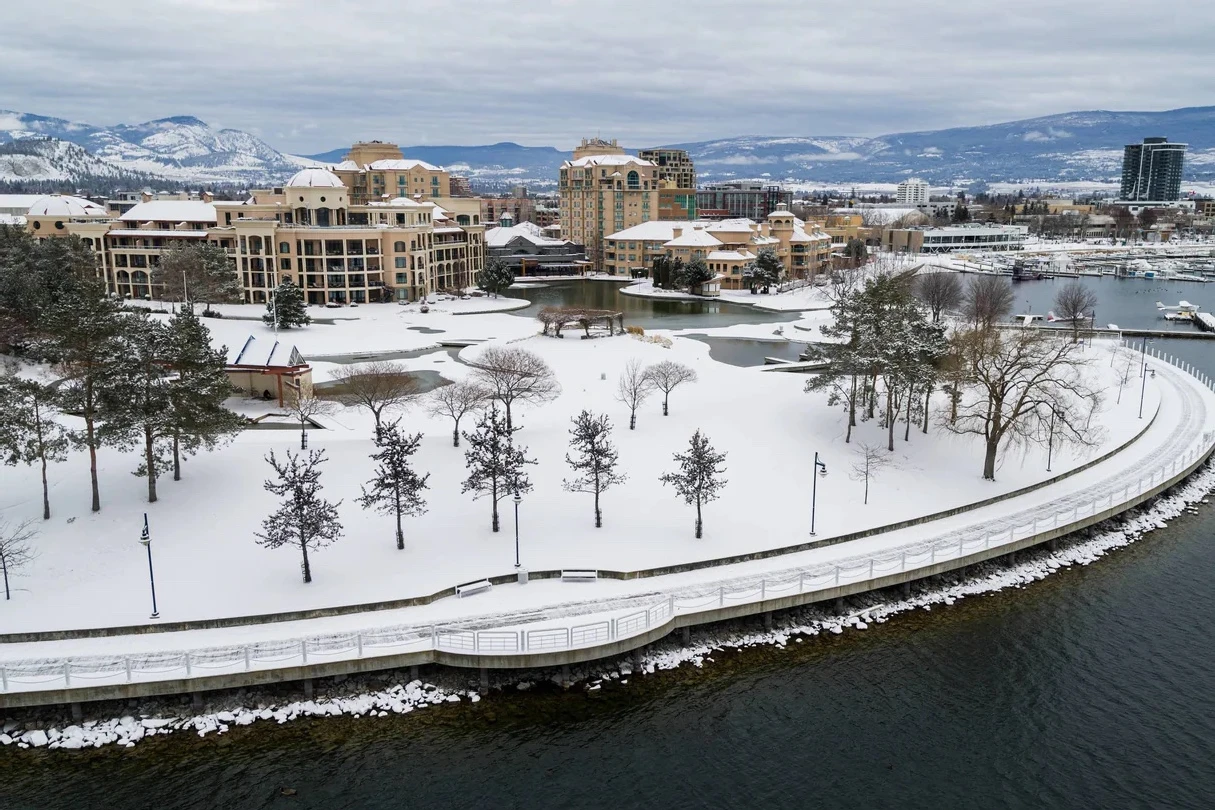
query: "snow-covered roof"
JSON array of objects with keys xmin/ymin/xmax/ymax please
[
  {"xmin": 485, "ymin": 222, "xmax": 567, "ymax": 248},
  {"xmin": 606, "ymin": 220, "xmax": 713, "ymax": 241},
  {"xmin": 366, "ymin": 159, "xmax": 442, "ymax": 172},
  {"xmin": 563, "ymin": 154, "xmax": 656, "ymax": 168},
  {"xmin": 27, "ymin": 194, "xmax": 107, "ymax": 218},
  {"xmin": 789, "ymin": 228, "xmax": 827, "ymax": 243},
  {"xmin": 120, "ymin": 201, "xmax": 216, "ymax": 223},
  {"xmin": 226, "ymin": 335, "xmax": 306, "ymax": 369},
  {"xmin": 0, "ymin": 214, "xmax": 26, "ymax": 226},
  {"xmin": 707, "ymin": 249, "xmax": 754, "ymax": 261},
  {"xmin": 106, "ymin": 229, "xmax": 210, "ymax": 238},
  {"xmin": 832, "ymin": 207, "xmax": 924, "ymax": 225},
  {"xmin": 664, "ymin": 227, "xmax": 723, "ymax": 248},
  {"xmin": 366, "ymin": 197, "xmax": 427, "ymax": 208},
  {"xmin": 705, "ymin": 219, "xmax": 757, "ymax": 232},
  {"xmin": 331, "ymin": 160, "xmax": 361, "ymax": 171},
  {"xmin": 0, "ymin": 194, "xmax": 46, "ymax": 213},
  {"xmin": 285, "ymin": 168, "xmax": 345, "ymax": 189}
]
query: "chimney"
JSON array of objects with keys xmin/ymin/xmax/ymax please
[
  {"xmin": 761, "ymin": 223, "xmax": 771, "ymax": 237},
  {"xmin": 141, "ymin": 191, "xmax": 153, "ymax": 203},
  {"xmin": 672, "ymin": 226, "xmax": 683, "ymax": 239},
  {"xmin": 201, "ymin": 190, "xmax": 214, "ymax": 203}
]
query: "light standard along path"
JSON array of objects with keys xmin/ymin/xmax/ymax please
[{"xmin": 0, "ymin": 348, "xmax": 1211, "ymax": 699}]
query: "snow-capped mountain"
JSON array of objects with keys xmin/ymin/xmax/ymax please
[
  {"xmin": 0, "ymin": 137, "xmax": 155, "ymax": 184},
  {"xmin": 0, "ymin": 111, "xmax": 315, "ymax": 185},
  {"xmin": 1, "ymin": 105, "xmax": 1213, "ymax": 190}
]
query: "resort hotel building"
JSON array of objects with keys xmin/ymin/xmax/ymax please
[
  {"xmin": 20, "ymin": 164, "xmax": 486, "ymax": 305},
  {"xmin": 602, "ymin": 204, "xmax": 832, "ymax": 288}
]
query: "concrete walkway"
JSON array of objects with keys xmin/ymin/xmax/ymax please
[{"xmin": 3, "ymin": 350, "xmax": 1213, "ymax": 708}]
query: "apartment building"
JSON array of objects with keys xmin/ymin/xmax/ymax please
[
  {"xmin": 603, "ymin": 205, "xmax": 831, "ymax": 287},
  {"xmin": 23, "ymin": 168, "xmax": 486, "ymax": 305},
  {"xmin": 559, "ymin": 139, "xmax": 659, "ymax": 269},
  {"xmin": 1120, "ymin": 137, "xmax": 1186, "ymax": 202},
  {"xmin": 638, "ymin": 148, "xmax": 697, "ymax": 189},
  {"xmin": 896, "ymin": 178, "xmax": 929, "ymax": 205},
  {"xmin": 696, "ymin": 182, "xmax": 792, "ymax": 221},
  {"xmin": 331, "ymin": 141, "xmax": 451, "ymax": 204}
]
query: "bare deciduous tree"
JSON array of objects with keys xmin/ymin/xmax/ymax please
[
  {"xmin": 914, "ymin": 271, "xmax": 964, "ymax": 323},
  {"xmin": 285, "ymin": 385, "xmax": 334, "ymax": 451},
  {"xmin": 0, "ymin": 519, "xmax": 36, "ymax": 600},
  {"xmin": 469, "ymin": 346, "xmax": 560, "ymax": 431},
  {"xmin": 1053, "ymin": 280, "xmax": 1099, "ymax": 342},
  {"xmin": 426, "ymin": 381, "xmax": 489, "ymax": 447},
  {"xmin": 327, "ymin": 360, "xmax": 420, "ymax": 430},
  {"xmin": 962, "ymin": 274, "xmax": 1015, "ymax": 331},
  {"xmin": 645, "ymin": 360, "xmax": 698, "ymax": 416},
  {"xmin": 615, "ymin": 359, "xmax": 654, "ymax": 430},
  {"xmin": 946, "ymin": 329, "xmax": 1102, "ymax": 480},
  {"xmin": 848, "ymin": 442, "xmax": 897, "ymax": 504}
]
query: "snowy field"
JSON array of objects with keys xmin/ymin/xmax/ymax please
[
  {"xmin": 0, "ymin": 299, "xmax": 1158, "ymax": 634},
  {"xmin": 620, "ymin": 279, "xmax": 834, "ymax": 312}
]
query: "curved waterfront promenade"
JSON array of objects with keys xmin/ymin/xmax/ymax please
[{"xmin": 3, "ymin": 347, "xmax": 1214, "ymax": 709}]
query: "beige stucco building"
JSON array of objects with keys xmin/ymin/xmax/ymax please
[
  {"xmin": 603, "ymin": 205, "xmax": 832, "ymax": 288},
  {"xmin": 330, "ymin": 141, "xmax": 451, "ymax": 205},
  {"xmin": 24, "ymin": 166, "xmax": 486, "ymax": 306},
  {"xmin": 559, "ymin": 138, "xmax": 659, "ymax": 269}
]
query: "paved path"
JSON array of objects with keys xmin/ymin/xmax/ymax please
[{"xmin": 3, "ymin": 350, "xmax": 1213, "ymax": 702}]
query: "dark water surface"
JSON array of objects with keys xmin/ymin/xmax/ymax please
[
  {"xmin": 4, "ymin": 283, "xmax": 1215, "ymax": 810},
  {"xmin": 506, "ymin": 279, "xmax": 798, "ymax": 331}
]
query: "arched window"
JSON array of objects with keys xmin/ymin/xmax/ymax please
[
  {"xmin": 394, "ymin": 241, "xmax": 407, "ymax": 252},
  {"xmin": 627, "ymin": 171, "xmax": 639, "ymax": 189}
]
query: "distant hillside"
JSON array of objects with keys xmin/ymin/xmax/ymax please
[
  {"xmin": 0, "ymin": 137, "xmax": 160, "ymax": 188},
  {"xmin": 1, "ymin": 105, "xmax": 1213, "ymax": 190}
]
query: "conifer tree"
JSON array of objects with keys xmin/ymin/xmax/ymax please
[
  {"xmin": 263, "ymin": 280, "xmax": 311, "ymax": 329},
  {"xmin": 660, "ymin": 429, "xmax": 728, "ymax": 539},
  {"xmin": 162, "ymin": 306, "xmax": 245, "ymax": 480},
  {"xmin": 103, "ymin": 312, "xmax": 174, "ymax": 503},
  {"xmin": 477, "ymin": 258, "xmax": 515, "ymax": 297},
  {"xmin": 357, "ymin": 420, "xmax": 429, "ymax": 550},
  {"xmin": 256, "ymin": 449, "xmax": 342, "ymax": 583},
  {"xmin": 154, "ymin": 243, "xmax": 242, "ymax": 314},
  {"xmin": 461, "ymin": 405, "xmax": 535, "ymax": 532},
  {"xmin": 41, "ymin": 281, "xmax": 129, "ymax": 512},
  {"xmin": 563, "ymin": 410, "xmax": 625, "ymax": 528},
  {"xmin": 0, "ymin": 376, "xmax": 70, "ymax": 520}
]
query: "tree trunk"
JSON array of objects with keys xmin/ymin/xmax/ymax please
[
  {"xmin": 85, "ymin": 412, "xmax": 100, "ymax": 513},
  {"xmin": 629, "ymin": 408, "xmax": 636, "ymax": 430},
  {"xmin": 145, "ymin": 424, "xmax": 158, "ymax": 503},
  {"xmin": 300, "ymin": 536, "xmax": 312, "ymax": 583},
  {"xmin": 35, "ymin": 410, "xmax": 51, "ymax": 519},
  {"xmin": 848, "ymin": 375, "xmax": 858, "ymax": 428},
  {"xmin": 922, "ymin": 386, "xmax": 931, "ymax": 434},
  {"xmin": 594, "ymin": 486, "xmax": 601, "ymax": 528},
  {"xmin": 2, "ymin": 558, "xmax": 8, "ymax": 599},
  {"xmin": 173, "ymin": 429, "xmax": 182, "ymax": 481},
  {"xmin": 395, "ymin": 499, "xmax": 404, "ymax": 550},
  {"xmin": 372, "ymin": 408, "xmax": 383, "ymax": 432},
  {"xmin": 695, "ymin": 496, "xmax": 703, "ymax": 539},
  {"xmin": 504, "ymin": 401, "xmax": 513, "ymax": 432},
  {"xmin": 886, "ymin": 389, "xmax": 896, "ymax": 452},
  {"xmin": 904, "ymin": 385, "xmax": 913, "ymax": 442},
  {"xmin": 663, "ymin": 393, "xmax": 670, "ymax": 416},
  {"xmin": 491, "ymin": 478, "xmax": 500, "ymax": 532},
  {"xmin": 983, "ymin": 439, "xmax": 999, "ymax": 480},
  {"xmin": 452, "ymin": 417, "xmax": 461, "ymax": 447},
  {"xmin": 864, "ymin": 475, "xmax": 869, "ymax": 505},
  {"xmin": 300, "ymin": 418, "xmax": 307, "ymax": 450}
]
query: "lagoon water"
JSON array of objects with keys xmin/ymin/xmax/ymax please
[{"xmin": 4, "ymin": 275, "xmax": 1215, "ymax": 810}]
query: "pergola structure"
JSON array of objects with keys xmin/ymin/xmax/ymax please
[{"xmin": 537, "ymin": 306, "xmax": 625, "ymax": 338}]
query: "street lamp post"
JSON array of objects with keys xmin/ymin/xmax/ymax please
[
  {"xmin": 139, "ymin": 513, "xmax": 159, "ymax": 620},
  {"xmin": 512, "ymin": 492, "xmax": 522, "ymax": 568},
  {"xmin": 1139, "ymin": 362, "xmax": 1151, "ymax": 419},
  {"xmin": 1046, "ymin": 410, "xmax": 1056, "ymax": 472},
  {"xmin": 810, "ymin": 452, "xmax": 828, "ymax": 536}
]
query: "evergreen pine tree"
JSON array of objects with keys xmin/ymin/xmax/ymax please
[
  {"xmin": 154, "ymin": 243, "xmax": 242, "ymax": 314},
  {"xmin": 0, "ymin": 376, "xmax": 70, "ymax": 520},
  {"xmin": 357, "ymin": 420, "xmax": 429, "ymax": 550},
  {"xmin": 162, "ymin": 306, "xmax": 246, "ymax": 480},
  {"xmin": 41, "ymin": 281, "xmax": 129, "ymax": 512},
  {"xmin": 461, "ymin": 405, "xmax": 536, "ymax": 532},
  {"xmin": 660, "ymin": 429, "xmax": 728, "ymax": 539},
  {"xmin": 563, "ymin": 410, "xmax": 625, "ymax": 528},
  {"xmin": 477, "ymin": 259, "xmax": 515, "ymax": 297},
  {"xmin": 256, "ymin": 449, "xmax": 343, "ymax": 583},
  {"xmin": 264, "ymin": 280, "xmax": 311, "ymax": 329},
  {"xmin": 103, "ymin": 312, "xmax": 174, "ymax": 503}
]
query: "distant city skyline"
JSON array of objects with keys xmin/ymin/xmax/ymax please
[{"xmin": 1, "ymin": 0, "xmax": 1212, "ymax": 154}]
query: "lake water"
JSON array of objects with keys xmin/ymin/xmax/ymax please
[{"xmin": 5, "ymin": 278, "xmax": 1215, "ymax": 810}]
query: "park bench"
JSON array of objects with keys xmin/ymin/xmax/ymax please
[
  {"xmin": 455, "ymin": 579, "xmax": 492, "ymax": 598},
  {"xmin": 561, "ymin": 570, "xmax": 598, "ymax": 582}
]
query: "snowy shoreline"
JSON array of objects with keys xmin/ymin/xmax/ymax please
[
  {"xmin": 4, "ymin": 463, "xmax": 1210, "ymax": 753},
  {"xmin": 619, "ymin": 279, "xmax": 834, "ymax": 312}
]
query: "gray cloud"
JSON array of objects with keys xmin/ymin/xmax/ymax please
[{"xmin": 0, "ymin": 0, "xmax": 1210, "ymax": 154}]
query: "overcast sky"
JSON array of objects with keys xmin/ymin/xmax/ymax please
[{"xmin": 1, "ymin": 0, "xmax": 1211, "ymax": 154}]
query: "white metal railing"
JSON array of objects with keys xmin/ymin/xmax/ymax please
[{"xmin": 2, "ymin": 350, "xmax": 1212, "ymax": 695}]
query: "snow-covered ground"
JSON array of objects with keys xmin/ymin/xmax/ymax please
[
  {"xmin": 0, "ymin": 302, "xmax": 1164, "ymax": 635},
  {"xmin": 619, "ymin": 279, "xmax": 834, "ymax": 312}
]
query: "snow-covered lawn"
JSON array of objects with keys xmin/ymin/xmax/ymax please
[
  {"xmin": 620, "ymin": 279, "xmax": 834, "ymax": 312},
  {"xmin": 0, "ymin": 313, "xmax": 1156, "ymax": 634}
]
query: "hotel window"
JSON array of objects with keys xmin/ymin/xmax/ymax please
[
  {"xmin": 279, "ymin": 242, "xmax": 290, "ymax": 253},
  {"xmin": 395, "ymin": 257, "xmax": 407, "ymax": 268}
]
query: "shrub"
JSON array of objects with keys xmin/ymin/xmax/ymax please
[{"xmin": 625, "ymin": 325, "xmax": 645, "ymax": 336}]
